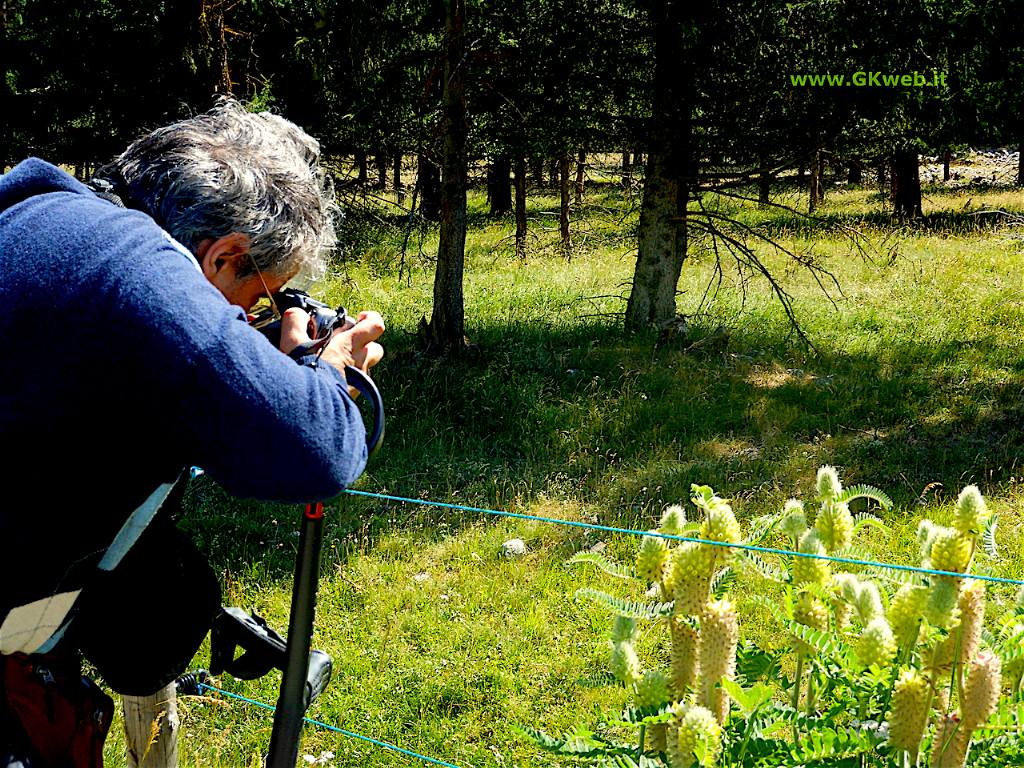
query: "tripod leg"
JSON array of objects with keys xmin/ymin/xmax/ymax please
[{"xmin": 266, "ymin": 503, "xmax": 326, "ymax": 768}]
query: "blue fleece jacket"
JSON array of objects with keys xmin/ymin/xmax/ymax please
[{"xmin": 0, "ymin": 159, "xmax": 367, "ymax": 612}]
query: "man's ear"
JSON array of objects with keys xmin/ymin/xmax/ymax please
[{"xmin": 197, "ymin": 233, "xmax": 252, "ymax": 280}]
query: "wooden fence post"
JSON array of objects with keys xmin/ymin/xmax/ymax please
[{"xmin": 123, "ymin": 685, "xmax": 179, "ymax": 768}]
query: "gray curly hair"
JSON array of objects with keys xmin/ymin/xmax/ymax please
[{"xmin": 95, "ymin": 98, "xmax": 337, "ymax": 281}]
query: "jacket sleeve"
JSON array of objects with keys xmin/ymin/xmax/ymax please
[{"xmin": 88, "ymin": 206, "xmax": 369, "ymax": 503}]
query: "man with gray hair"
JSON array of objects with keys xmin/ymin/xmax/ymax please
[{"xmin": 0, "ymin": 99, "xmax": 383, "ymax": 764}]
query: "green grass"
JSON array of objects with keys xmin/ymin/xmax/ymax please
[{"xmin": 104, "ymin": 174, "xmax": 1024, "ymax": 766}]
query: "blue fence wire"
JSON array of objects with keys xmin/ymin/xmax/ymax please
[
  {"xmin": 196, "ymin": 487, "xmax": 1023, "ymax": 767},
  {"xmin": 197, "ymin": 683, "xmax": 464, "ymax": 768},
  {"xmin": 344, "ymin": 489, "xmax": 1024, "ymax": 588}
]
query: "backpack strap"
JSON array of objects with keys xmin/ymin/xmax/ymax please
[{"xmin": 0, "ymin": 470, "xmax": 188, "ymax": 655}]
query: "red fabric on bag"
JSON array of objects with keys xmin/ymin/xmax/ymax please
[{"xmin": 2, "ymin": 653, "xmax": 113, "ymax": 768}]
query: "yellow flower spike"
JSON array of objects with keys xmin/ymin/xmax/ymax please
[
  {"xmin": 636, "ymin": 534, "xmax": 669, "ymax": 585},
  {"xmin": 698, "ymin": 600, "xmax": 738, "ymax": 724},
  {"xmin": 635, "ymin": 669, "xmax": 671, "ymax": 710},
  {"xmin": 956, "ymin": 580, "xmax": 986, "ymax": 667},
  {"xmin": 672, "ymin": 543, "xmax": 713, "ymax": 615},
  {"xmin": 854, "ymin": 579, "xmax": 884, "ymax": 625},
  {"xmin": 954, "ymin": 485, "xmax": 988, "ymax": 537},
  {"xmin": 889, "ymin": 584, "xmax": 929, "ymax": 650},
  {"xmin": 610, "ymin": 640, "xmax": 642, "ymax": 686},
  {"xmin": 887, "ymin": 669, "xmax": 930, "ymax": 762},
  {"xmin": 671, "ymin": 703, "xmax": 723, "ymax": 768},
  {"xmin": 856, "ymin": 618, "xmax": 897, "ymax": 669},
  {"xmin": 780, "ymin": 499, "xmax": 808, "ymax": 541},
  {"xmin": 660, "ymin": 504, "xmax": 686, "ymax": 535},
  {"xmin": 815, "ymin": 500, "xmax": 854, "ymax": 552},
  {"xmin": 792, "ymin": 529, "xmax": 830, "ymax": 587},
  {"xmin": 930, "ymin": 529, "xmax": 972, "ymax": 574},
  {"xmin": 961, "ymin": 651, "xmax": 1002, "ymax": 731},
  {"xmin": 927, "ymin": 577, "xmax": 962, "ymax": 630},
  {"xmin": 670, "ymin": 616, "xmax": 701, "ymax": 701},
  {"xmin": 792, "ymin": 592, "xmax": 829, "ymax": 657},
  {"xmin": 931, "ymin": 713, "xmax": 968, "ymax": 768},
  {"xmin": 816, "ymin": 465, "xmax": 843, "ymax": 500},
  {"xmin": 699, "ymin": 501, "xmax": 741, "ymax": 555}
]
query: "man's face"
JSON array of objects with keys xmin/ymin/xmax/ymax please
[
  {"xmin": 220, "ymin": 271, "xmax": 292, "ymax": 313},
  {"xmin": 196, "ymin": 234, "xmax": 295, "ymax": 312}
]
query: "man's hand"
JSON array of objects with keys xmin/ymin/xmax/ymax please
[{"xmin": 279, "ymin": 308, "xmax": 385, "ymax": 399}]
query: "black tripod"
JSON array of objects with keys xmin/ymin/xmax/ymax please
[{"xmin": 189, "ymin": 365, "xmax": 384, "ymax": 767}]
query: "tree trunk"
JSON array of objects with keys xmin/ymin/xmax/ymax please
[
  {"xmin": 848, "ymin": 159, "xmax": 862, "ymax": 184},
  {"xmin": 943, "ymin": 148, "xmax": 952, "ymax": 182},
  {"xmin": 211, "ymin": 11, "xmax": 232, "ymax": 94},
  {"xmin": 797, "ymin": 164, "xmax": 805, "ymax": 185},
  {"xmin": 514, "ymin": 156, "xmax": 527, "ymax": 260},
  {"xmin": 374, "ymin": 154, "xmax": 387, "ymax": 189},
  {"xmin": 355, "ymin": 150, "xmax": 368, "ymax": 185},
  {"xmin": 123, "ymin": 686, "xmax": 178, "ymax": 768},
  {"xmin": 622, "ymin": 151, "xmax": 632, "ymax": 184},
  {"xmin": 625, "ymin": 0, "xmax": 692, "ymax": 331},
  {"xmin": 530, "ymin": 156, "xmax": 545, "ymax": 186},
  {"xmin": 633, "ymin": 152, "xmax": 644, "ymax": 166},
  {"xmin": 559, "ymin": 154, "xmax": 572, "ymax": 259},
  {"xmin": 574, "ymin": 150, "xmax": 586, "ymax": 207},
  {"xmin": 548, "ymin": 157, "xmax": 558, "ymax": 188},
  {"xmin": 892, "ymin": 147, "xmax": 923, "ymax": 218},
  {"xmin": 877, "ymin": 161, "xmax": 886, "ymax": 192},
  {"xmin": 1018, "ymin": 142, "xmax": 1022, "ymax": 186},
  {"xmin": 417, "ymin": 153, "xmax": 441, "ymax": 221},
  {"xmin": 394, "ymin": 153, "xmax": 404, "ymax": 203},
  {"xmin": 487, "ymin": 156, "xmax": 512, "ymax": 216},
  {"xmin": 420, "ymin": 0, "xmax": 468, "ymax": 354},
  {"xmin": 758, "ymin": 155, "xmax": 771, "ymax": 206},
  {"xmin": 808, "ymin": 149, "xmax": 824, "ymax": 213}
]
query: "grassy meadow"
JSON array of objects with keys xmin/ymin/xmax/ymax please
[{"xmin": 104, "ymin": 166, "xmax": 1024, "ymax": 766}]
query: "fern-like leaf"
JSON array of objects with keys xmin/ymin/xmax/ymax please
[
  {"xmin": 740, "ymin": 550, "xmax": 787, "ymax": 583},
  {"xmin": 575, "ymin": 588, "xmax": 675, "ymax": 619},
  {"xmin": 746, "ymin": 511, "xmax": 786, "ymax": 545},
  {"xmin": 973, "ymin": 699, "xmax": 1024, "ymax": 739},
  {"xmin": 852, "ymin": 513, "xmax": 888, "ymax": 536},
  {"xmin": 511, "ymin": 725, "xmax": 633, "ymax": 759},
  {"xmin": 711, "ymin": 566, "xmax": 737, "ymax": 598},
  {"xmin": 568, "ymin": 551, "xmax": 635, "ymax": 579},
  {"xmin": 783, "ymin": 620, "xmax": 853, "ymax": 667},
  {"xmin": 736, "ymin": 642, "xmax": 783, "ymax": 683},
  {"xmin": 834, "ymin": 484, "xmax": 893, "ymax": 510},
  {"xmin": 618, "ymin": 702, "xmax": 675, "ymax": 725},
  {"xmin": 982, "ymin": 514, "xmax": 999, "ymax": 558}
]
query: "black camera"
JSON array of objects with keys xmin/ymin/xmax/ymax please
[
  {"xmin": 250, "ymin": 288, "xmax": 384, "ymax": 454},
  {"xmin": 249, "ymin": 288, "xmax": 357, "ymax": 349}
]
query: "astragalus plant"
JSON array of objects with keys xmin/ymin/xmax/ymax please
[{"xmin": 517, "ymin": 469, "xmax": 1019, "ymax": 768}]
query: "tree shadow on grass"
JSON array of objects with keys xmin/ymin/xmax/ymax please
[{"xmin": 182, "ymin": 315, "xmax": 1024, "ymax": 579}]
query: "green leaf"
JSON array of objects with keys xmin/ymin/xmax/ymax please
[
  {"xmin": 618, "ymin": 702, "xmax": 675, "ymax": 725},
  {"xmin": 746, "ymin": 511, "xmax": 786, "ymax": 545},
  {"xmin": 852, "ymin": 513, "xmax": 888, "ymax": 536},
  {"xmin": 511, "ymin": 725, "xmax": 634, "ymax": 759},
  {"xmin": 711, "ymin": 566, "xmax": 737, "ymax": 598},
  {"xmin": 834, "ymin": 484, "xmax": 893, "ymax": 510},
  {"xmin": 721, "ymin": 678, "xmax": 775, "ymax": 713},
  {"xmin": 982, "ymin": 514, "xmax": 999, "ymax": 558},
  {"xmin": 736, "ymin": 642, "xmax": 784, "ymax": 683},
  {"xmin": 783, "ymin": 620, "xmax": 853, "ymax": 666},
  {"xmin": 575, "ymin": 588, "xmax": 675, "ymax": 619},
  {"xmin": 740, "ymin": 550, "xmax": 787, "ymax": 583},
  {"xmin": 568, "ymin": 551, "xmax": 635, "ymax": 579}
]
